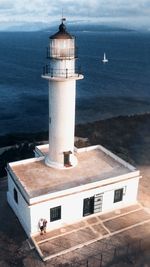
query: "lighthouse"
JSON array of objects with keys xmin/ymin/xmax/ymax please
[
  {"xmin": 6, "ymin": 18, "xmax": 141, "ymax": 245},
  {"xmin": 42, "ymin": 19, "xmax": 83, "ymax": 169}
]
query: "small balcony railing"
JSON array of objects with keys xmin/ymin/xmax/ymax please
[
  {"xmin": 42, "ymin": 64, "xmax": 82, "ymax": 78},
  {"xmin": 46, "ymin": 47, "xmax": 78, "ymax": 59}
]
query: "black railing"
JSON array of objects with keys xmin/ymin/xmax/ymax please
[{"xmin": 42, "ymin": 64, "xmax": 82, "ymax": 78}]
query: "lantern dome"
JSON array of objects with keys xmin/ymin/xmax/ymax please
[
  {"xmin": 48, "ymin": 19, "xmax": 75, "ymax": 60},
  {"xmin": 50, "ymin": 22, "xmax": 74, "ymax": 40}
]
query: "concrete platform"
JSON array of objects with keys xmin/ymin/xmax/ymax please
[
  {"xmin": 31, "ymin": 203, "xmax": 150, "ymax": 261},
  {"xmin": 8, "ymin": 145, "xmax": 137, "ymax": 199}
]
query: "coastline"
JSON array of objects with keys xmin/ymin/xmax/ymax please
[
  {"xmin": 0, "ymin": 112, "xmax": 150, "ymax": 147},
  {"xmin": 0, "ymin": 112, "xmax": 150, "ymax": 178}
]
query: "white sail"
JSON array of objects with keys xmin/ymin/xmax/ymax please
[{"xmin": 102, "ymin": 53, "xmax": 108, "ymax": 63}]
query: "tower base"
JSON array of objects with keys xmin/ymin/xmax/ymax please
[{"xmin": 45, "ymin": 154, "xmax": 78, "ymax": 170}]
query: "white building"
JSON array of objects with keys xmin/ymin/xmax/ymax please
[{"xmin": 7, "ymin": 20, "xmax": 141, "ymax": 237}]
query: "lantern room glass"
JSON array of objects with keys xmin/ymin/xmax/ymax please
[{"xmin": 50, "ymin": 39, "xmax": 75, "ymax": 59}]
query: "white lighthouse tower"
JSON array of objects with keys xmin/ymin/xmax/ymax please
[{"xmin": 42, "ymin": 19, "xmax": 83, "ymax": 169}]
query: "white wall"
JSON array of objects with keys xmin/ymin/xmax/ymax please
[
  {"xmin": 51, "ymin": 59, "xmax": 75, "ymax": 77},
  {"xmin": 102, "ymin": 177, "xmax": 139, "ymax": 211},
  {"xmin": 30, "ymin": 192, "xmax": 84, "ymax": 234},
  {"xmin": 48, "ymin": 80, "xmax": 76, "ymax": 166},
  {"xmin": 30, "ymin": 176, "xmax": 139, "ymax": 235},
  {"xmin": 7, "ymin": 174, "xmax": 31, "ymax": 236},
  {"xmin": 7, "ymin": 171, "xmax": 139, "ymax": 236}
]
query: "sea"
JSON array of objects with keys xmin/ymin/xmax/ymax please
[{"xmin": 0, "ymin": 27, "xmax": 150, "ymax": 136}]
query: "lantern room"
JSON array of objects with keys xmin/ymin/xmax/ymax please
[
  {"xmin": 49, "ymin": 21, "xmax": 76, "ymax": 59},
  {"xmin": 43, "ymin": 19, "xmax": 82, "ymax": 81}
]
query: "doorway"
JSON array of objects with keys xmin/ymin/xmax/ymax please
[
  {"xmin": 63, "ymin": 151, "xmax": 72, "ymax": 167},
  {"xmin": 83, "ymin": 197, "xmax": 94, "ymax": 217}
]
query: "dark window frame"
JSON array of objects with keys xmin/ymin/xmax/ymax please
[
  {"xmin": 50, "ymin": 206, "xmax": 61, "ymax": 222},
  {"xmin": 14, "ymin": 188, "xmax": 18, "ymax": 204},
  {"xmin": 114, "ymin": 188, "xmax": 123, "ymax": 203},
  {"xmin": 83, "ymin": 196, "xmax": 94, "ymax": 217}
]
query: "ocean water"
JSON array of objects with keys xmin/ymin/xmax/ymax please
[{"xmin": 0, "ymin": 29, "xmax": 150, "ymax": 136}]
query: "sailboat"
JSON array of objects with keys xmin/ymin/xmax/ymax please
[{"xmin": 102, "ymin": 53, "xmax": 108, "ymax": 63}]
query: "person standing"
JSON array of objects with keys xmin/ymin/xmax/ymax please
[
  {"xmin": 43, "ymin": 219, "xmax": 47, "ymax": 233},
  {"xmin": 39, "ymin": 218, "xmax": 44, "ymax": 235}
]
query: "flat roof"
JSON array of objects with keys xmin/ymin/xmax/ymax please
[{"xmin": 8, "ymin": 145, "xmax": 137, "ymax": 200}]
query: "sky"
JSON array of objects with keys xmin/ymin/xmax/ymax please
[{"xmin": 0, "ymin": 0, "xmax": 150, "ymax": 30}]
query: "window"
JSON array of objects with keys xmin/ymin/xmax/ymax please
[
  {"xmin": 14, "ymin": 188, "xmax": 18, "ymax": 204},
  {"xmin": 114, "ymin": 188, "xmax": 123, "ymax": 203},
  {"xmin": 50, "ymin": 206, "xmax": 61, "ymax": 222}
]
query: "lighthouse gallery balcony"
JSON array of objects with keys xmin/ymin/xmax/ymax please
[{"xmin": 42, "ymin": 64, "xmax": 83, "ymax": 81}]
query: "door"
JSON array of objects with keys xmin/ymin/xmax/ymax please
[
  {"xmin": 63, "ymin": 151, "xmax": 72, "ymax": 167},
  {"xmin": 83, "ymin": 197, "xmax": 94, "ymax": 217},
  {"xmin": 64, "ymin": 153, "xmax": 70, "ymax": 166}
]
